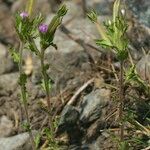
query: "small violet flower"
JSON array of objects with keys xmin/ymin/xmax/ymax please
[
  {"xmin": 39, "ymin": 24, "xmax": 48, "ymax": 33},
  {"xmin": 20, "ymin": 12, "xmax": 28, "ymax": 19}
]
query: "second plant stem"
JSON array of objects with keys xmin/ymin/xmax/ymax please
[
  {"xmin": 119, "ymin": 60, "xmax": 124, "ymax": 141},
  {"xmin": 40, "ymin": 49, "xmax": 54, "ymax": 140},
  {"xmin": 19, "ymin": 42, "xmax": 36, "ymax": 150}
]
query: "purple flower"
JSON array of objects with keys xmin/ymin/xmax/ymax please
[
  {"xmin": 39, "ymin": 24, "xmax": 48, "ymax": 33},
  {"xmin": 20, "ymin": 12, "xmax": 28, "ymax": 19}
]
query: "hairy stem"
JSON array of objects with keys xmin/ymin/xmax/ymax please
[
  {"xmin": 26, "ymin": 0, "xmax": 35, "ymax": 16},
  {"xmin": 24, "ymin": 99, "xmax": 36, "ymax": 150},
  {"xmin": 119, "ymin": 60, "xmax": 124, "ymax": 141},
  {"xmin": 19, "ymin": 42, "xmax": 36, "ymax": 150},
  {"xmin": 40, "ymin": 49, "xmax": 54, "ymax": 140}
]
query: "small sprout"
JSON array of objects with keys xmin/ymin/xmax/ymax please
[
  {"xmin": 39, "ymin": 24, "xmax": 48, "ymax": 33},
  {"xmin": 9, "ymin": 47, "xmax": 20, "ymax": 63},
  {"xmin": 87, "ymin": 10, "xmax": 97, "ymax": 23},
  {"xmin": 20, "ymin": 12, "xmax": 28, "ymax": 19},
  {"xmin": 57, "ymin": 4, "xmax": 68, "ymax": 17},
  {"xmin": 125, "ymin": 65, "xmax": 137, "ymax": 83},
  {"xmin": 113, "ymin": 0, "xmax": 120, "ymax": 22}
]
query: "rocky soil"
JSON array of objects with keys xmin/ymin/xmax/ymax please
[{"xmin": 0, "ymin": 0, "xmax": 149, "ymax": 150}]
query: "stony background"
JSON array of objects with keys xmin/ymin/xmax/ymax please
[{"xmin": 0, "ymin": 0, "xmax": 149, "ymax": 149}]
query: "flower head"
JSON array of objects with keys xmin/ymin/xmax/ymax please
[
  {"xmin": 20, "ymin": 12, "xmax": 28, "ymax": 19},
  {"xmin": 39, "ymin": 24, "xmax": 48, "ymax": 33}
]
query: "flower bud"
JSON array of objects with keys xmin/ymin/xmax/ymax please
[
  {"xmin": 87, "ymin": 10, "xmax": 97, "ymax": 23},
  {"xmin": 108, "ymin": 20, "xmax": 112, "ymax": 25},
  {"xmin": 121, "ymin": 9, "xmax": 125, "ymax": 16},
  {"xmin": 39, "ymin": 24, "xmax": 48, "ymax": 33},
  {"xmin": 57, "ymin": 4, "xmax": 68, "ymax": 17},
  {"xmin": 20, "ymin": 12, "xmax": 28, "ymax": 19}
]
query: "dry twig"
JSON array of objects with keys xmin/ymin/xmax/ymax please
[{"xmin": 67, "ymin": 78, "xmax": 94, "ymax": 105}]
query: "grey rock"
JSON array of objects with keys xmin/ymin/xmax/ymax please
[
  {"xmin": 51, "ymin": 29, "xmax": 83, "ymax": 53},
  {"xmin": 81, "ymin": 144, "xmax": 90, "ymax": 150},
  {"xmin": 31, "ymin": 70, "xmax": 42, "ymax": 85},
  {"xmin": 0, "ymin": 2, "xmax": 17, "ymax": 45},
  {"xmin": 0, "ymin": 43, "xmax": 7, "ymax": 56},
  {"xmin": 0, "ymin": 44, "xmax": 15, "ymax": 75},
  {"xmin": 0, "ymin": 132, "xmax": 36, "ymax": 150},
  {"xmin": 69, "ymin": 145, "xmax": 81, "ymax": 150},
  {"xmin": 3, "ymin": 0, "xmax": 16, "ymax": 6},
  {"xmin": 58, "ymin": 105, "xmax": 79, "ymax": 127},
  {"xmin": 38, "ymin": 50, "xmax": 91, "ymax": 97},
  {"xmin": 136, "ymin": 101, "xmax": 150, "ymax": 125},
  {"xmin": 0, "ymin": 73, "xmax": 18, "ymax": 91},
  {"xmin": 79, "ymin": 89, "xmax": 110, "ymax": 124},
  {"xmin": 89, "ymin": 131, "xmax": 116, "ymax": 150},
  {"xmin": 87, "ymin": 0, "xmax": 113, "ymax": 15},
  {"xmin": 136, "ymin": 55, "xmax": 150, "ymax": 83},
  {"xmin": 0, "ymin": 57, "xmax": 15, "ymax": 75},
  {"xmin": 126, "ymin": 0, "xmax": 150, "ymax": 27},
  {"xmin": 65, "ymin": 1, "xmax": 83, "ymax": 17},
  {"xmin": 64, "ymin": 17, "xmax": 98, "ymax": 48},
  {"xmin": 56, "ymin": 105, "xmax": 79, "ymax": 135},
  {"xmin": 69, "ymin": 144, "xmax": 91, "ymax": 150},
  {"xmin": 0, "ymin": 116, "xmax": 13, "ymax": 137}
]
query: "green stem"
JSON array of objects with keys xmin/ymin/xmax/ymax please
[
  {"xmin": 40, "ymin": 49, "xmax": 54, "ymax": 140},
  {"xmin": 19, "ymin": 42, "xmax": 36, "ymax": 150},
  {"xmin": 119, "ymin": 60, "xmax": 124, "ymax": 141},
  {"xmin": 26, "ymin": 0, "xmax": 34, "ymax": 16},
  {"xmin": 19, "ymin": 42, "xmax": 23, "ymax": 75}
]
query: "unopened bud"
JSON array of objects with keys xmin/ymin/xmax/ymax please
[
  {"xmin": 20, "ymin": 12, "xmax": 28, "ymax": 19},
  {"xmin": 121, "ymin": 9, "xmax": 125, "ymax": 16},
  {"xmin": 108, "ymin": 20, "xmax": 111, "ymax": 25}
]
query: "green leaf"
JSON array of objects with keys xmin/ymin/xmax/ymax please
[
  {"xmin": 40, "ymin": 78, "xmax": 52, "ymax": 92},
  {"xmin": 9, "ymin": 47, "xmax": 20, "ymax": 63},
  {"xmin": 33, "ymin": 13, "xmax": 43, "ymax": 27},
  {"xmin": 125, "ymin": 65, "xmax": 137, "ymax": 82},
  {"xmin": 34, "ymin": 133, "xmax": 41, "ymax": 149},
  {"xmin": 44, "ymin": 64, "xmax": 49, "ymax": 71},
  {"xmin": 57, "ymin": 4, "xmax": 68, "ymax": 17},
  {"xmin": 19, "ymin": 73, "xmax": 27, "ymax": 86},
  {"xmin": 28, "ymin": 39, "xmax": 39, "ymax": 55},
  {"xmin": 22, "ymin": 122, "xmax": 30, "ymax": 131},
  {"xmin": 95, "ymin": 39, "xmax": 113, "ymax": 48},
  {"xmin": 90, "ymin": 0, "xmax": 129, "ymax": 61},
  {"xmin": 41, "ymin": 79, "xmax": 46, "ymax": 92},
  {"xmin": 87, "ymin": 10, "xmax": 98, "ymax": 23},
  {"xmin": 117, "ymin": 49, "xmax": 128, "ymax": 61},
  {"xmin": 15, "ymin": 13, "xmax": 42, "ymax": 42},
  {"xmin": 113, "ymin": 0, "xmax": 120, "ymax": 24},
  {"xmin": 119, "ymin": 141, "xmax": 129, "ymax": 150}
]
